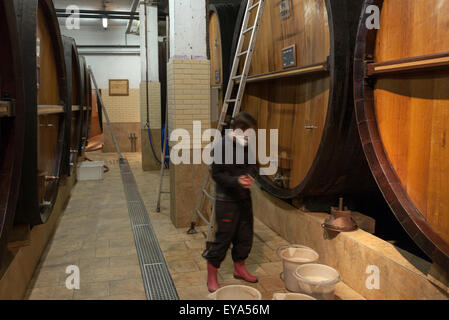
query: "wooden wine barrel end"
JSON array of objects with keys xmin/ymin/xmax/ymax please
[
  {"xmin": 86, "ymin": 72, "xmax": 93, "ymax": 141},
  {"xmin": 209, "ymin": 1, "xmax": 242, "ymax": 128},
  {"xmin": 89, "ymin": 90, "xmax": 102, "ymax": 139},
  {"xmin": 354, "ymin": 0, "xmax": 449, "ymax": 270},
  {"xmin": 14, "ymin": 0, "xmax": 67, "ymax": 226},
  {"xmin": 0, "ymin": 1, "xmax": 25, "ymax": 266},
  {"xmin": 237, "ymin": 0, "xmax": 368, "ymax": 200},
  {"xmin": 79, "ymin": 55, "xmax": 87, "ymax": 152},
  {"xmin": 80, "ymin": 56, "xmax": 92, "ymax": 149},
  {"xmin": 62, "ymin": 36, "xmax": 83, "ymax": 176}
]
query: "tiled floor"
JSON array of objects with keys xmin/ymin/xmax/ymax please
[{"xmin": 25, "ymin": 152, "xmax": 361, "ymax": 300}]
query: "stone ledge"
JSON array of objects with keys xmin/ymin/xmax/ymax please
[{"xmin": 251, "ymin": 186, "xmax": 449, "ymax": 300}]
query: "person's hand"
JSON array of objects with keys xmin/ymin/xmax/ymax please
[{"xmin": 238, "ymin": 175, "xmax": 254, "ymax": 189}]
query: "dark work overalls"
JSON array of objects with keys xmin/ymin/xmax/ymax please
[{"xmin": 203, "ymin": 134, "xmax": 258, "ymax": 269}]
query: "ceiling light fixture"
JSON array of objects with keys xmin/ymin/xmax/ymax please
[{"xmin": 102, "ymin": 16, "xmax": 108, "ymax": 29}]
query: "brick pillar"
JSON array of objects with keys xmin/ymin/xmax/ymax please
[
  {"xmin": 168, "ymin": 0, "xmax": 210, "ymax": 227},
  {"xmin": 167, "ymin": 59, "xmax": 211, "ymax": 227}
]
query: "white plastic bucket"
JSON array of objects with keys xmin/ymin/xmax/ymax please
[
  {"xmin": 208, "ymin": 285, "xmax": 262, "ymax": 300},
  {"xmin": 272, "ymin": 293, "xmax": 316, "ymax": 300},
  {"xmin": 277, "ymin": 245, "xmax": 319, "ymax": 292},
  {"xmin": 294, "ymin": 264, "xmax": 340, "ymax": 300}
]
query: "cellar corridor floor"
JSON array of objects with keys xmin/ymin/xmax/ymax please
[{"xmin": 24, "ymin": 152, "xmax": 363, "ymax": 300}]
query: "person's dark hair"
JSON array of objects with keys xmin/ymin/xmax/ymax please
[{"xmin": 231, "ymin": 112, "xmax": 257, "ymax": 131}]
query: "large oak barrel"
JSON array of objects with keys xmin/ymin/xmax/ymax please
[
  {"xmin": 62, "ymin": 36, "xmax": 83, "ymax": 175},
  {"xmin": 0, "ymin": 0, "xmax": 25, "ymax": 265},
  {"xmin": 209, "ymin": 0, "xmax": 242, "ymax": 128},
  {"xmin": 354, "ymin": 0, "xmax": 449, "ymax": 270},
  {"xmin": 236, "ymin": 0, "xmax": 371, "ymax": 202},
  {"xmin": 80, "ymin": 56, "xmax": 92, "ymax": 150},
  {"xmin": 14, "ymin": 0, "xmax": 68, "ymax": 226},
  {"xmin": 89, "ymin": 90, "xmax": 102, "ymax": 139}
]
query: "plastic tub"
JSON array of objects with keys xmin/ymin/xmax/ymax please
[
  {"xmin": 208, "ymin": 285, "xmax": 262, "ymax": 300},
  {"xmin": 272, "ymin": 293, "xmax": 316, "ymax": 300},
  {"xmin": 277, "ymin": 245, "xmax": 319, "ymax": 292},
  {"xmin": 76, "ymin": 161, "xmax": 104, "ymax": 181},
  {"xmin": 294, "ymin": 264, "xmax": 340, "ymax": 300}
]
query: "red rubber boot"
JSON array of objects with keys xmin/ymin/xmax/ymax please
[
  {"xmin": 233, "ymin": 261, "xmax": 258, "ymax": 283},
  {"xmin": 207, "ymin": 261, "xmax": 220, "ymax": 293}
]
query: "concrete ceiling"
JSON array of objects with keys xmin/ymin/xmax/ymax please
[
  {"xmin": 54, "ymin": 0, "xmax": 169, "ymax": 27},
  {"xmin": 54, "ymin": 0, "xmax": 134, "ymax": 11},
  {"xmin": 54, "ymin": 0, "xmax": 135, "ymax": 27}
]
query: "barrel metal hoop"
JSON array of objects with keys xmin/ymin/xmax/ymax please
[{"xmin": 0, "ymin": 100, "xmax": 15, "ymax": 117}]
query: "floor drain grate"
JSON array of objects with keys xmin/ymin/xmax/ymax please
[
  {"xmin": 143, "ymin": 263, "xmax": 179, "ymax": 300},
  {"xmin": 119, "ymin": 158, "xmax": 178, "ymax": 300}
]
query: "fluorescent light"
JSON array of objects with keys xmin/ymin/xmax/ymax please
[{"xmin": 102, "ymin": 17, "xmax": 108, "ymax": 29}]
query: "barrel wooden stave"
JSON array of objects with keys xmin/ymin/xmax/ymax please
[
  {"xmin": 62, "ymin": 36, "xmax": 83, "ymax": 176},
  {"xmin": 80, "ymin": 56, "xmax": 92, "ymax": 149},
  {"xmin": 354, "ymin": 0, "xmax": 449, "ymax": 269},
  {"xmin": 14, "ymin": 0, "xmax": 67, "ymax": 226},
  {"xmin": 0, "ymin": 0, "xmax": 25, "ymax": 266}
]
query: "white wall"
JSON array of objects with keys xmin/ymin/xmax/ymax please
[
  {"xmin": 139, "ymin": 4, "xmax": 159, "ymax": 82},
  {"xmin": 169, "ymin": 0, "xmax": 207, "ymax": 59},
  {"xmin": 59, "ymin": 22, "xmax": 141, "ymax": 89}
]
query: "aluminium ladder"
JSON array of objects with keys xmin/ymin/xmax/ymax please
[
  {"xmin": 187, "ymin": 0, "xmax": 266, "ymax": 245},
  {"xmin": 156, "ymin": 105, "xmax": 170, "ymax": 213}
]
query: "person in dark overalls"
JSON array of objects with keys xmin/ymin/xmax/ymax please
[{"xmin": 203, "ymin": 112, "xmax": 258, "ymax": 293}]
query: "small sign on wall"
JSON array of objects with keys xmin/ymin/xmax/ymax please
[
  {"xmin": 109, "ymin": 79, "xmax": 129, "ymax": 96},
  {"xmin": 280, "ymin": 0, "xmax": 292, "ymax": 20},
  {"xmin": 282, "ymin": 45, "xmax": 296, "ymax": 68}
]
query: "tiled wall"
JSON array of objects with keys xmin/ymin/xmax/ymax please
[
  {"xmin": 101, "ymin": 88, "xmax": 141, "ymax": 153},
  {"xmin": 102, "ymin": 89, "xmax": 141, "ymax": 123},
  {"xmin": 140, "ymin": 82, "xmax": 162, "ymax": 130},
  {"xmin": 167, "ymin": 59, "xmax": 211, "ymax": 148}
]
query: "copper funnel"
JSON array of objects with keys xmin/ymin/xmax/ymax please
[{"xmin": 322, "ymin": 198, "xmax": 358, "ymax": 232}]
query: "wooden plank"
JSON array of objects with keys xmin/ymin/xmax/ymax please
[
  {"xmin": 367, "ymin": 52, "xmax": 449, "ymax": 76},
  {"xmin": 37, "ymin": 104, "xmax": 64, "ymax": 115},
  {"xmin": 237, "ymin": 61, "xmax": 328, "ymax": 84}
]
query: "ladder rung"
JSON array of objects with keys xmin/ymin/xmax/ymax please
[
  {"xmin": 248, "ymin": 2, "xmax": 260, "ymax": 11},
  {"xmin": 232, "ymin": 75, "xmax": 243, "ymax": 81},
  {"xmin": 226, "ymin": 99, "xmax": 237, "ymax": 103},
  {"xmin": 202, "ymin": 189, "xmax": 215, "ymax": 201},
  {"xmin": 243, "ymin": 26, "xmax": 254, "ymax": 35},
  {"xmin": 195, "ymin": 209, "xmax": 211, "ymax": 225},
  {"xmin": 237, "ymin": 50, "xmax": 249, "ymax": 57}
]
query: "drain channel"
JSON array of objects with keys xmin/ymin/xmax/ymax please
[{"xmin": 119, "ymin": 158, "xmax": 178, "ymax": 300}]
